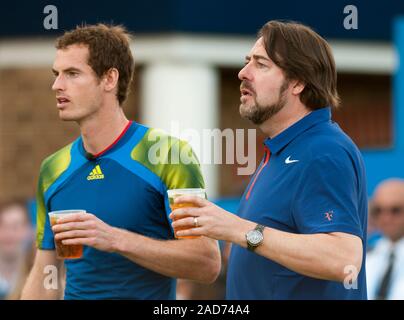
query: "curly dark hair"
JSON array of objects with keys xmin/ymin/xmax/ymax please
[{"xmin": 55, "ymin": 23, "xmax": 135, "ymax": 105}]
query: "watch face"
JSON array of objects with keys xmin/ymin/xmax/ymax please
[{"xmin": 247, "ymin": 230, "xmax": 263, "ymax": 246}]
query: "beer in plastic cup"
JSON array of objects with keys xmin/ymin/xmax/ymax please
[
  {"xmin": 48, "ymin": 209, "xmax": 86, "ymax": 259},
  {"xmin": 167, "ymin": 188, "xmax": 206, "ymax": 239}
]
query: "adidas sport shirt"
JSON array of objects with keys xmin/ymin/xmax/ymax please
[
  {"xmin": 36, "ymin": 121, "xmax": 205, "ymax": 299},
  {"xmin": 226, "ymin": 107, "xmax": 368, "ymax": 300}
]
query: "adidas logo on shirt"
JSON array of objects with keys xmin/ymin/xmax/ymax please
[{"xmin": 87, "ymin": 165, "xmax": 104, "ymax": 180}]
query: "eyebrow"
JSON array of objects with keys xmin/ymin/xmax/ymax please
[
  {"xmin": 245, "ymin": 54, "xmax": 270, "ymax": 61},
  {"xmin": 52, "ymin": 67, "xmax": 82, "ymax": 74},
  {"xmin": 248, "ymin": 54, "xmax": 271, "ymax": 63}
]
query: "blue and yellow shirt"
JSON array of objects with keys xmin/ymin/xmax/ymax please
[{"xmin": 36, "ymin": 121, "xmax": 205, "ymax": 299}]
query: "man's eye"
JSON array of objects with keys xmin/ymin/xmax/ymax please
[{"xmin": 68, "ymin": 72, "xmax": 78, "ymax": 77}]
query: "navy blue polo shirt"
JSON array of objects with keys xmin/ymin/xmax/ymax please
[{"xmin": 226, "ymin": 107, "xmax": 368, "ymax": 300}]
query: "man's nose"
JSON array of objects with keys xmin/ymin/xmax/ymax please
[
  {"xmin": 52, "ymin": 75, "xmax": 65, "ymax": 91},
  {"xmin": 238, "ymin": 63, "xmax": 252, "ymax": 81}
]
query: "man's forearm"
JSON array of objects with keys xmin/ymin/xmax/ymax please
[
  {"xmin": 21, "ymin": 249, "xmax": 64, "ymax": 300},
  {"xmin": 232, "ymin": 220, "xmax": 362, "ymax": 282},
  {"xmin": 21, "ymin": 265, "xmax": 61, "ymax": 300},
  {"xmin": 112, "ymin": 228, "xmax": 221, "ymax": 283}
]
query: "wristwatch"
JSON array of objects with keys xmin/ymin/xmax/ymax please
[{"xmin": 245, "ymin": 224, "xmax": 265, "ymax": 251}]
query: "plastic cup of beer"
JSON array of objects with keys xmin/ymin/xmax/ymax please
[
  {"xmin": 167, "ymin": 188, "xmax": 206, "ymax": 239},
  {"xmin": 48, "ymin": 209, "xmax": 86, "ymax": 259}
]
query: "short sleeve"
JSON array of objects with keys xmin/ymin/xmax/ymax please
[
  {"xmin": 35, "ymin": 163, "xmax": 55, "ymax": 250},
  {"xmin": 292, "ymin": 154, "xmax": 363, "ymax": 238},
  {"xmin": 161, "ymin": 139, "xmax": 205, "ymax": 191},
  {"xmin": 161, "ymin": 139, "xmax": 206, "ymax": 219},
  {"xmin": 130, "ymin": 129, "xmax": 206, "ymax": 235}
]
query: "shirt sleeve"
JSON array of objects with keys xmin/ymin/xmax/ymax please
[
  {"xmin": 35, "ymin": 164, "xmax": 55, "ymax": 250},
  {"xmin": 162, "ymin": 139, "xmax": 205, "ymax": 191},
  {"xmin": 161, "ymin": 139, "xmax": 206, "ymax": 220},
  {"xmin": 292, "ymin": 154, "xmax": 363, "ymax": 238}
]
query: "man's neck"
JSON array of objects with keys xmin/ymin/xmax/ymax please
[
  {"xmin": 259, "ymin": 101, "xmax": 312, "ymax": 139},
  {"xmin": 79, "ymin": 101, "xmax": 129, "ymax": 155}
]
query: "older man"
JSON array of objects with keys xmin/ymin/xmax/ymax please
[{"xmin": 366, "ymin": 178, "xmax": 404, "ymax": 300}]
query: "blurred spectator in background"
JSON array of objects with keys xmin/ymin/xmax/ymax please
[
  {"xmin": 366, "ymin": 201, "xmax": 383, "ymax": 252},
  {"xmin": 0, "ymin": 200, "xmax": 35, "ymax": 299},
  {"xmin": 366, "ymin": 178, "xmax": 404, "ymax": 300}
]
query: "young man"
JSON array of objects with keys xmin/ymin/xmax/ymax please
[
  {"xmin": 170, "ymin": 20, "xmax": 368, "ymax": 299},
  {"xmin": 21, "ymin": 24, "xmax": 220, "ymax": 300}
]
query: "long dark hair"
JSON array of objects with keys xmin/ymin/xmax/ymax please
[{"xmin": 258, "ymin": 20, "xmax": 340, "ymax": 109}]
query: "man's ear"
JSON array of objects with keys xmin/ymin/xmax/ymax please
[
  {"xmin": 103, "ymin": 68, "xmax": 119, "ymax": 93},
  {"xmin": 291, "ymin": 80, "xmax": 305, "ymax": 96}
]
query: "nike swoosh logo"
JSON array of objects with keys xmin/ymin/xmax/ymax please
[{"xmin": 285, "ymin": 156, "xmax": 299, "ymax": 164}]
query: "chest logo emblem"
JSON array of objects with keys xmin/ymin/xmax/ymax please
[
  {"xmin": 87, "ymin": 165, "xmax": 105, "ymax": 180},
  {"xmin": 285, "ymin": 156, "xmax": 299, "ymax": 164}
]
